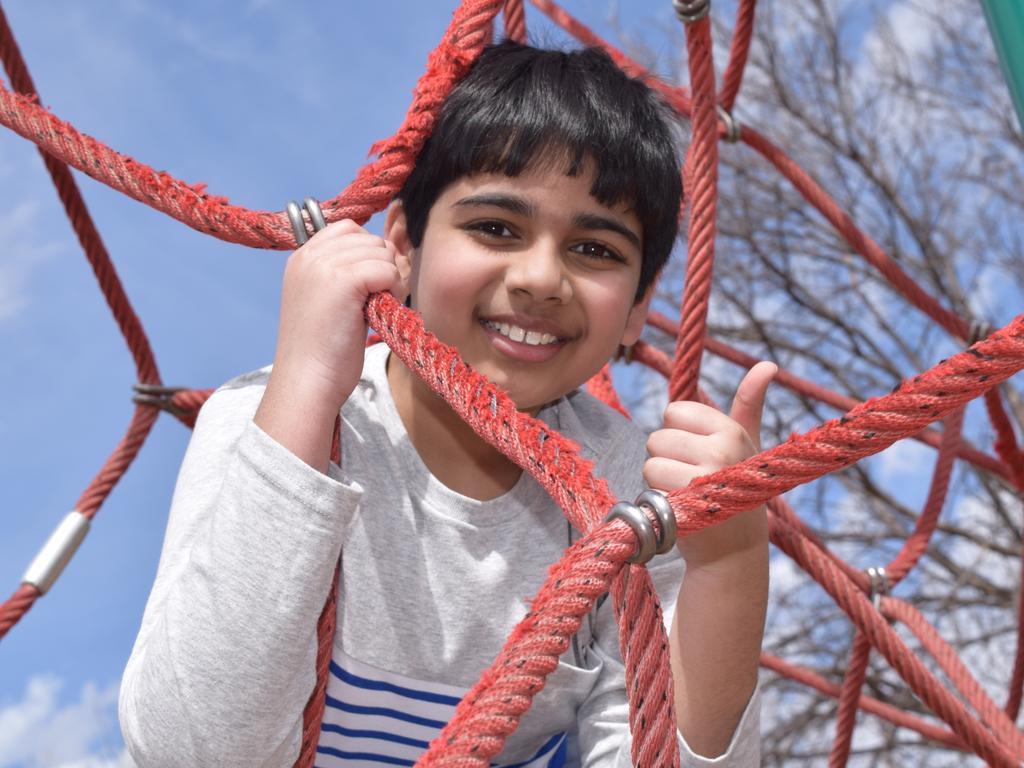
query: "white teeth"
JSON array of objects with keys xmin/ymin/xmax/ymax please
[{"xmin": 485, "ymin": 321, "xmax": 558, "ymax": 346}]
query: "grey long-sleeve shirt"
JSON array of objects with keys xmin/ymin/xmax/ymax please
[{"xmin": 119, "ymin": 343, "xmax": 760, "ymax": 767}]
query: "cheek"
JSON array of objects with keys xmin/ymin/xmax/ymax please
[
  {"xmin": 579, "ymin": 276, "xmax": 637, "ymax": 328},
  {"xmin": 413, "ymin": 251, "xmax": 494, "ymax": 325}
]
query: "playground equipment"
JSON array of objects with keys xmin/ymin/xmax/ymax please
[{"xmin": 2, "ymin": 1, "xmax": 1024, "ymax": 764}]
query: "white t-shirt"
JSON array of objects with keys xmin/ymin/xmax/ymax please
[{"xmin": 120, "ymin": 343, "xmax": 760, "ymax": 767}]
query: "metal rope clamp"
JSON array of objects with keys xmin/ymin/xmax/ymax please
[
  {"xmin": 286, "ymin": 196, "xmax": 327, "ymax": 246},
  {"xmin": 866, "ymin": 566, "xmax": 890, "ymax": 612},
  {"xmin": 603, "ymin": 489, "xmax": 678, "ymax": 564},
  {"xmin": 966, "ymin": 319, "xmax": 995, "ymax": 346},
  {"xmin": 22, "ymin": 511, "xmax": 91, "ymax": 595},
  {"xmin": 717, "ymin": 104, "xmax": 742, "ymax": 143},
  {"xmin": 132, "ymin": 383, "xmax": 188, "ymax": 419},
  {"xmin": 673, "ymin": 0, "xmax": 711, "ymax": 24}
]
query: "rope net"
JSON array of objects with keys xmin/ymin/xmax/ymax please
[{"xmin": 1, "ymin": 0, "xmax": 1022, "ymax": 765}]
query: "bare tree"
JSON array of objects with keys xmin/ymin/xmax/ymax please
[{"xmin": 612, "ymin": 1, "xmax": 1023, "ymax": 764}]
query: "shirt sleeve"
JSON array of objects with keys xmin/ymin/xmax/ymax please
[
  {"xmin": 119, "ymin": 382, "xmax": 363, "ymax": 768},
  {"xmin": 574, "ymin": 554, "xmax": 762, "ymax": 768}
]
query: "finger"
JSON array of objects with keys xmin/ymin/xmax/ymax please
[
  {"xmin": 345, "ymin": 260, "xmax": 403, "ymax": 299},
  {"xmin": 643, "ymin": 456, "xmax": 704, "ymax": 493},
  {"xmin": 646, "ymin": 428, "xmax": 714, "ymax": 466},
  {"xmin": 321, "ymin": 218, "xmax": 365, "ymax": 237},
  {"xmin": 313, "ymin": 232, "xmax": 390, "ymax": 253},
  {"xmin": 662, "ymin": 400, "xmax": 736, "ymax": 436},
  {"xmin": 729, "ymin": 361, "xmax": 778, "ymax": 449},
  {"xmin": 294, "ymin": 219, "xmax": 367, "ymax": 252}
]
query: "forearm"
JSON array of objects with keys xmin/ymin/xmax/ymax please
[
  {"xmin": 122, "ymin": 393, "xmax": 360, "ymax": 766},
  {"xmin": 670, "ymin": 509, "xmax": 769, "ymax": 758},
  {"xmin": 254, "ymin": 365, "xmax": 343, "ymax": 474}
]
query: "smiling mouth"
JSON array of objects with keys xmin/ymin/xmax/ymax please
[{"xmin": 480, "ymin": 319, "xmax": 562, "ymax": 346}]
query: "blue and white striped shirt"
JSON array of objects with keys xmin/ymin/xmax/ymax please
[{"xmin": 315, "ymin": 648, "xmax": 567, "ymax": 767}]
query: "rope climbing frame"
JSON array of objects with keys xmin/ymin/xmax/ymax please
[{"xmin": 1, "ymin": 1, "xmax": 1023, "ymax": 765}]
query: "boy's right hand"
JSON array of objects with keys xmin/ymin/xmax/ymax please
[
  {"xmin": 254, "ymin": 219, "xmax": 406, "ymax": 471},
  {"xmin": 270, "ymin": 218, "xmax": 406, "ymax": 411}
]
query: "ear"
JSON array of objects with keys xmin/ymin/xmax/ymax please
[
  {"xmin": 620, "ymin": 283, "xmax": 654, "ymax": 347},
  {"xmin": 384, "ymin": 199, "xmax": 415, "ymax": 285}
]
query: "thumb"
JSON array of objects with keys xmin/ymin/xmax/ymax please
[{"xmin": 729, "ymin": 361, "xmax": 778, "ymax": 450}]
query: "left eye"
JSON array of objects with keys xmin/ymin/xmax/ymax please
[{"xmin": 571, "ymin": 241, "xmax": 622, "ymax": 262}]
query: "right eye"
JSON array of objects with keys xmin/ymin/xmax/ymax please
[{"xmin": 464, "ymin": 220, "xmax": 516, "ymax": 239}]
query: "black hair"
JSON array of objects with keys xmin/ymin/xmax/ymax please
[{"xmin": 397, "ymin": 40, "xmax": 682, "ymax": 302}]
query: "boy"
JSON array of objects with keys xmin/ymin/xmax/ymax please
[{"xmin": 120, "ymin": 42, "xmax": 769, "ymax": 767}]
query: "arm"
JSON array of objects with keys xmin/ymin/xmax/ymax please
[
  {"xmin": 574, "ymin": 554, "xmax": 762, "ymax": 767},
  {"xmin": 120, "ymin": 219, "xmax": 407, "ymax": 767},
  {"xmin": 254, "ymin": 218, "xmax": 407, "ymax": 473},
  {"xmin": 119, "ymin": 385, "xmax": 362, "ymax": 767},
  {"xmin": 669, "ymin": 507, "xmax": 768, "ymax": 758},
  {"xmin": 645, "ymin": 362, "xmax": 776, "ymax": 758}
]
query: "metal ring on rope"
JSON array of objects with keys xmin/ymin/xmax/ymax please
[
  {"xmin": 673, "ymin": 0, "xmax": 710, "ymax": 24},
  {"xmin": 636, "ymin": 489, "xmax": 678, "ymax": 555},
  {"xmin": 286, "ymin": 197, "xmax": 327, "ymax": 246},
  {"xmin": 604, "ymin": 502, "xmax": 657, "ymax": 564},
  {"xmin": 603, "ymin": 490, "xmax": 679, "ymax": 564},
  {"xmin": 866, "ymin": 566, "xmax": 890, "ymax": 611},
  {"xmin": 967, "ymin": 319, "xmax": 995, "ymax": 346},
  {"xmin": 717, "ymin": 104, "xmax": 742, "ymax": 143},
  {"xmin": 132, "ymin": 383, "xmax": 188, "ymax": 419}
]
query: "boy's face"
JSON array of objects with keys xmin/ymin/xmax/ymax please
[{"xmin": 386, "ymin": 162, "xmax": 651, "ymax": 413}]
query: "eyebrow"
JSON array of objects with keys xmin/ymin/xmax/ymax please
[
  {"xmin": 573, "ymin": 212, "xmax": 641, "ymax": 250},
  {"xmin": 452, "ymin": 193, "xmax": 535, "ymax": 218},
  {"xmin": 452, "ymin": 193, "xmax": 641, "ymax": 250}
]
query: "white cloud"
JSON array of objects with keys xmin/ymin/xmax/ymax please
[
  {"xmin": 853, "ymin": 0, "xmax": 945, "ymax": 150},
  {"xmin": 966, "ymin": 262, "xmax": 1007, "ymax": 323},
  {"xmin": 867, "ymin": 1, "xmax": 936, "ymax": 63},
  {"xmin": 0, "ymin": 199, "xmax": 65, "ymax": 324},
  {"xmin": 872, "ymin": 436, "xmax": 933, "ymax": 484},
  {"xmin": 0, "ymin": 675, "xmax": 134, "ymax": 768}
]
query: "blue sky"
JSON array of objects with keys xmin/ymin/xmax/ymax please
[{"xmin": 0, "ymin": 2, "xmax": 687, "ymax": 765}]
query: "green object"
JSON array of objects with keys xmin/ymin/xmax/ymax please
[{"xmin": 982, "ymin": 0, "xmax": 1024, "ymax": 131}]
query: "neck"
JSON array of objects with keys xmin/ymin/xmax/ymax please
[{"xmin": 386, "ymin": 352, "xmax": 523, "ymax": 500}]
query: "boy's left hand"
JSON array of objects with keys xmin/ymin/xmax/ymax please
[{"xmin": 643, "ymin": 362, "xmax": 777, "ymax": 570}]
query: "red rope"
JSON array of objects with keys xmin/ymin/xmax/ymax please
[
  {"xmin": 0, "ymin": 584, "xmax": 39, "ymax": 640},
  {"xmin": 0, "ymin": 0, "xmax": 504, "ymax": 248},
  {"xmin": 718, "ymin": 0, "xmax": 756, "ymax": 112},
  {"xmin": 829, "ymin": 631, "xmax": 873, "ymax": 766},
  {"xmin": 885, "ymin": 596, "xmax": 1024, "ymax": 754},
  {"xmin": 3, "ymin": 0, "xmax": 1024, "ymax": 763},
  {"xmin": 826, "ymin": 405, "xmax": 963, "ymax": 764},
  {"xmin": 360, "ymin": 285, "xmax": 1024, "ymax": 763},
  {"xmin": 502, "ymin": 0, "xmax": 526, "ymax": 42},
  {"xmin": 0, "ymin": 1, "xmax": 166, "ymax": 640},
  {"xmin": 1007, "ymin": 549, "xmax": 1024, "ymax": 721},
  {"xmin": 585, "ymin": 363, "xmax": 630, "ymax": 417},
  {"xmin": 669, "ymin": 15, "xmax": 719, "ymax": 403},
  {"xmin": 698, "ymin": 328, "xmax": 1013, "ymax": 482},
  {"xmin": 632, "ymin": 324, "xmax": 1023, "ymax": 758},
  {"xmin": 760, "ymin": 652, "xmax": 966, "ymax": 750},
  {"xmin": 527, "ymin": 0, "xmax": 693, "ymax": 114},
  {"xmin": 770, "ymin": 513, "xmax": 1020, "ymax": 766},
  {"xmin": 294, "ymin": 417, "xmax": 344, "ymax": 768}
]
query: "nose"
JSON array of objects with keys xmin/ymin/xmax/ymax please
[{"xmin": 505, "ymin": 243, "xmax": 572, "ymax": 304}]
